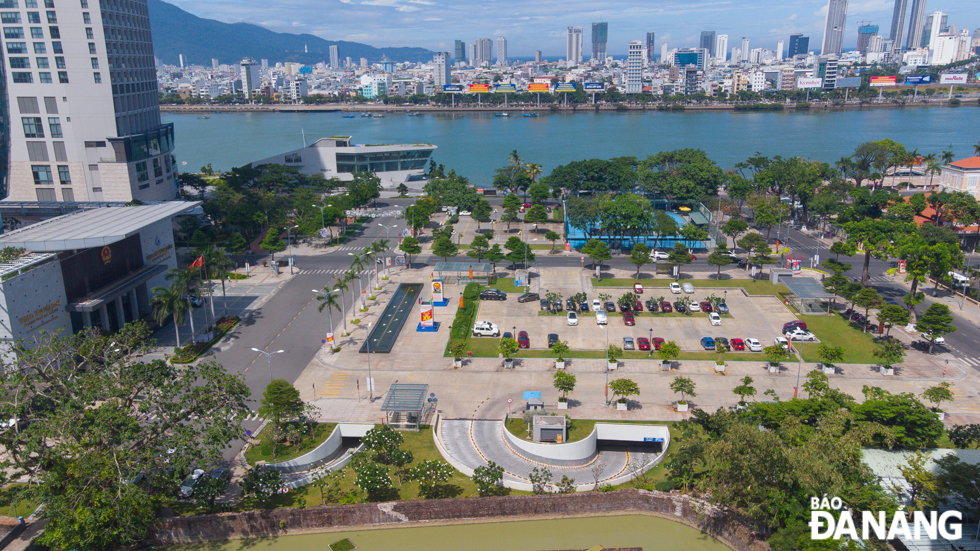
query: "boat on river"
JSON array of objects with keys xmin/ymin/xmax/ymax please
[
  {"xmin": 495, "ymin": 113, "xmax": 509, "ymax": 117},
  {"xmin": 523, "ymin": 113, "xmax": 538, "ymax": 117}
]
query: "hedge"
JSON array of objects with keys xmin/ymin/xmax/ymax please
[{"xmin": 448, "ymin": 283, "xmax": 482, "ymax": 344}]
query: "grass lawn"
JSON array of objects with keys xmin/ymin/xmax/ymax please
[
  {"xmin": 0, "ymin": 484, "xmax": 39, "ymax": 517},
  {"xmin": 592, "ymin": 278, "xmax": 789, "ymax": 296},
  {"xmin": 487, "ymin": 277, "xmax": 526, "ymax": 293},
  {"xmin": 245, "ymin": 422, "xmax": 337, "ymax": 464},
  {"xmin": 798, "ymin": 313, "xmax": 881, "ymax": 364}
]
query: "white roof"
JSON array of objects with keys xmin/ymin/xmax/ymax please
[{"xmin": 0, "ymin": 202, "xmax": 201, "ymax": 252}]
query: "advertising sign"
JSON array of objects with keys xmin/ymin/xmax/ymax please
[
  {"xmin": 468, "ymin": 83, "xmax": 490, "ymax": 93},
  {"xmin": 442, "ymin": 84, "xmax": 463, "ymax": 92},
  {"xmin": 527, "ymin": 82, "xmax": 550, "ymax": 92},
  {"xmin": 940, "ymin": 73, "xmax": 967, "ymax": 84},
  {"xmin": 326, "ymin": 332, "xmax": 334, "ymax": 345},
  {"xmin": 431, "ymin": 279, "xmax": 444, "ymax": 303},
  {"xmin": 869, "ymin": 76, "xmax": 897, "ymax": 86},
  {"xmin": 494, "ymin": 84, "xmax": 516, "ymax": 93},
  {"xmin": 583, "ymin": 82, "xmax": 604, "ymax": 91},
  {"xmin": 797, "ymin": 77, "xmax": 823, "ymax": 89},
  {"xmin": 420, "ymin": 304, "xmax": 434, "ymax": 327},
  {"xmin": 555, "ymin": 83, "xmax": 577, "ymax": 92},
  {"xmin": 903, "ymin": 75, "xmax": 932, "ymax": 85},
  {"xmin": 835, "ymin": 77, "xmax": 861, "ymax": 89}
]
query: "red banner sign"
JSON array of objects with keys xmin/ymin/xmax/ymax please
[
  {"xmin": 528, "ymin": 83, "xmax": 549, "ymax": 92},
  {"xmin": 469, "ymin": 84, "xmax": 490, "ymax": 93}
]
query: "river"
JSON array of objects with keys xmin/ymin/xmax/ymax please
[{"xmin": 164, "ymin": 107, "xmax": 978, "ymax": 187}]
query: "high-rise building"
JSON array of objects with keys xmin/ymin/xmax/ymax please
[
  {"xmin": 788, "ymin": 34, "xmax": 810, "ymax": 57},
  {"xmin": 776, "ymin": 40, "xmax": 784, "ymax": 60},
  {"xmin": 673, "ymin": 48, "xmax": 708, "ymax": 71},
  {"xmin": 469, "ymin": 44, "xmax": 478, "ymax": 64},
  {"xmin": 821, "ymin": 0, "xmax": 848, "ymax": 56},
  {"xmin": 433, "ymin": 52, "xmax": 451, "ymax": 88},
  {"xmin": 496, "ymin": 36, "xmax": 507, "ymax": 66},
  {"xmin": 241, "ymin": 58, "xmax": 261, "ymax": 101},
  {"xmin": 857, "ymin": 24, "xmax": 879, "ymax": 52},
  {"xmin": 646, "ymin": 32, "xmax": 656, "ymax": 64},
  {"xmin": 454, "ymin": 40, "xmax": 466, "ymax": 64},
  {"xmin": 261, "ymin": 59, "xmax": 269, "ymax": 69},
  {"xmin": 329, "ymin": 45, "xmax": 340, "ymax": 69},
  {"xmin": 567, "ymin": 26, "xmax": 583, "ymax": 64},
  {"xmin": 889, "ymin": 0, "xmax": 909, "ymax": 50},
  {"xmin": 741, "ymin": 38, "xmax": 750, "ymax": 61},
  {"xmin": 592, "ymin": 22, "xmax": 609, "ymax": 63},
  {"xmin": 817, "ymin": 55, "xmax": 839, "ymax": 90},
  {"xmin": 179, "ymin": 54, "xmax": 185, "ymax": 69},
  {"xmin": 716, "ymin": 35, "xmax": 729, "ymax": 61},
  {"xmin": 211, "ymin": 58, "xmax": 219, "ymax": 70},
  {"xmin": 3, "ymin": 0, "xmax": 177, "ymax": 202},
  {"xmin": 661, "ymin": 43, "xmax": 668, "ymax": 64},
  {"xmin": 731, "ymin": 47, "xmax": 741, "ymax": 63},
  {"xmin": 700, "ymin": 31, "xmax": 717, "ymax": 57},
  {"xmin": 535, "ymin": 50, "xmax": 543, "ymax": 63},
  {"xmin": 905, "ymin": 0, "xmax": 927, "ymax": 50},
  {"xmin": 923, "ymin": 12, "xmax": 948, "ymax": 48},
  {"xmin": 626, "ymin": 40, "xmax": 644, "ymax": 94},
  {"xmin": 474, "ymin": 39, "xmax": 493, "ymax": 66}
]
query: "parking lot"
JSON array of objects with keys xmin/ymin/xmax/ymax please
[{"xmin": 474, "ymin": 287, "xmax": 799, "ymax": 353}]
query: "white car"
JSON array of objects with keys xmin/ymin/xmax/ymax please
[
  {"xmin": 682, "ymin": 283, "xmax": 695, "ymax": 294},
  {"xmin": 459, "ymin": 210, "xmax": 471, "ymax": 216},
  {"xmin": 669, "ymin": 282, "xmax": 682, "ymax": 294},
  {"xmin": 595, "ymin": 311, "xmax": 607, "ymax": 325},
  {"xmin": 785, "ymin": 329, "xmax": 817, "ymax": 341},
  {"xmin": 745, "ymin": 338, "xmax": 763, "ymax": 352},
  {"xmin": 932, "ymin": 335, "xmax": 946, "ymax": 345},
  {"xmin": 567, "ymin": 312, "xmax": 578, "ymax": 326},
  {"xmin": 591, "ymin": 299, "xmax": 603, "ymax": 312},
  {"xmin": 774, "ymin": 337, "xmax": 789, "ymax": 349},
  {"xmin": 650, "ymin": 250, "xmax": 670, "ymax": 261},
  {"xmin": 179, "ymin": 468, "xmax": 206, "ymax": 498},
  {"xmin": 689, "ymin": 301, "xmax": 701, "ymax": 312},
  {"xmin": 709, "ymin": 312, "xmax": 721, "ymax": 326},
  {"xmin": 472, "ymin": 321, "xmax": 500, "ymax": 337}
]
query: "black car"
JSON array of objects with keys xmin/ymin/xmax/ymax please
[
  {"xmin": 604, "ymin": 301, "xmax": 617, "ymax": 312},
  {"xmin": 911, "ymin": 340, "xmax": 930, "ymax": 351},
  {"xmin": 715, "ymin": 337, "xmax": 731, "ymax": 350},
  {"xmin": 566, "ymin": 298, "xmax": 576, "ymax": 311},
  {"xmin": 479, "ymin": 289, "xmax": 507, "ymax": 301},
  {"xmin": 579, "ymin": 301, "xmax": 589, "ymax": 312},
  {"xmin": 547, "ymin": 333, "xmax": 559, "ymax": 348},
  {"xmin": 553, "ymin": 301, "xmax": 563, "ymax": 312},
  {"xmin": 502, "ymin": 331, "xmax": 513, "ymax": 340},
  {"xmin": 517, "ymin": 292, "xmax": 540, "ymax": 303},
  {"xmin": 674, "ymin": 300, "xmax": 686, "ymax": 313},
  {"xmin": 645, "ymin": 300, "xmax": 658, "ymax": 312},
  {"xmin": 618, "ymin": 302, "xmax": 631, "ymax": 312},
  {"xmin": 540, "ymin": 298, "xmax": 551, "ymax": 311}
]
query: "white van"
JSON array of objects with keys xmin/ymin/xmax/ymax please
[
  {"xmin": 948, "ymin": 272, "xmax": 970, "ymax": 287},
  {"xmin": 595, "ymin": 311, "xmax": 607, "ymax": 325}
]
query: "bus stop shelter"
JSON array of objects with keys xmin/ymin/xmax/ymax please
[
  {"xmin": 432, "ymin": 262, "xmax": 493, "ymax": 284},
  {"xmin": 783, "ymin": 278, "xmax": 836, "ymax": 314},
  {"xmin": 381, "ymin": 383, "xmax": 432, "ymax": 430}
]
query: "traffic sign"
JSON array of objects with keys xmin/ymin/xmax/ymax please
[
  {"xmin": 507, "ymin": 398, "xmax": 513, "ymax": 404},
  {"xmin": 320, "ymin": 228, "xmax": 329, "ymax": 238},
  {"xmin": 246, "ymin": 430, "xmax": 252, "ymax": 436}
]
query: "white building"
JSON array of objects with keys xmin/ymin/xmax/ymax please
[
  {"xmin": 329, "ymin": 46, "xmax": 340, "ymax": 69},
  {"xmin": 241, "ymin": 58, "xmax": 261, "ymax": 101},
  {"xmin": 626, "ymin": 40, "xmax": 644, "ymax": 94},
  {"xmin": 716, "ymin": 35, "xmax": 729, "ymax": 61},
  {"xmin": 285, "ymin": 79, "xmax": 309, "ymax": 102},
  {"xmin": 567, "ymin": 26, "xmax": 583, "ymax": 65},
  {"xmin": 749, "ymin": 70, "xmax": 766, "ymax": 92},
  {"xmin": 740, "ymin": 38, "xmax": 750, "ymax": 61},
  {"xmin": 433, "ymin": 52, "xmax": 451, "ymax": 88},
  {"xmin": 496, "ymin": 36, "xmax": 507, "ymax": 66},
  {"xmin": 939, "ymin": 157, "xmax": 980, "ymax": 200},
  {"xmin": 930, "ymin": 34, "xmax": 958, "ymax": 65},
  {"xmin": 2, "ymin": 0, "xmax": 178, "ymax": 203},
  {"xmin": 776, "ymin": 40, "xmax": 784, "ymax": 60}
]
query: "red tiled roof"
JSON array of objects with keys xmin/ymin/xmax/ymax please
[
  {"xmin": 951, "ymin": 156, "xmax": 980, "ymax": 169},
  {"xmin": 902, "ymin": 192, "xmax": 980, "ymax": 232}
]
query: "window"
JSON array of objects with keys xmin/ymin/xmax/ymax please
[
  {"xmin": 43, "ymin": 0, "xmax": 52, "ymax": 7},
  {"xmin": 45, "ymin": 11, "xmax": 55, "ymax": 23},
  {"xmin": 82, "ymin": 12, "xmax": 89, "ymax": 24},
  {"xmin": 87, "ymin": 42, "xmax": 94, "ymax": 54},
  {"xmin": 26, "ymin": 12, "xmax": 38, "ymax": 24},
  {"xmin": 43, "ymin": 96, "xmax": 56, "ymax": 112},
  {"xmin": 57, "ymin": 70, "xmax": 66, "ymax": 83},
  {"xmin": 47, "ymin": 25, "xmax": 57, "ymax": 38},
  {"xmin": 0, "ymin": 1, "xmax": 19, "ymax": 8},
  {"xmin": 51, "ymin": 40, "xmax": 60, "ymax": 53},
  {"xmin": 57, "ymin": 165, "xmax": 70, "ymax": 185},
  {"xmin": 83, "ymin": 141, "xmax": 105, "ymax": 148},
  {"xmin": 6, "ymin": 40, "xmax": 25, "ymax": 52},
  {"xmin": 1, "ymin": 13, "xmax": 20, "ymax": 23},
  {"xmin": 61, "ymin": 188, "xmax": 73, "ymax": 202},
  {"xmin": 54, "ymin": 56, "xmax": 63, "ymax": 68},
  {"xmin": 9, "ymin": 57, "xmax": 29, "ymax": 68},
  {"xmin": 52, "ymin": 141, "xmax": 66, "ymax": 161},
  {"xmin": 22, "ymin": 116, "xmax": 43, "ymax": 137},
  {"xmin": 84, "ymin": 27, "xmax": 91, "ymax": 39},
  {"xmin": 31, "ymin": 164, "xmax": 52, "ymax": 185},
  {"xmin": 44, "ymin": 117, "xmax": 60, "ymax": 137},
  {"xmin": 25, "ymin": 0, "xmax": 36, "ymax": 6},
  {"xmin": 36, "ymin": 188, "xmax": 56, "ymax": 201},
  {"xmin": 35, "ymin": 56, "xmax": 46, "ymax": 67},
  {"xmin": 37, "ymin": 71, "xmax": 49, "ymax": 82},
  {"xmin": 90, "ymin": 57, "xmax": 97, "ymax": 69},
  {"xmin": 26, "ymin": 141, "xmax": 48, "ymax": 161},
  {"xmin": 135, "ymin": 161, "xmax": 148, "ymax": 182},
  {"xmin": 93, "ymin": 72, "xmax": 100, "ymax": 83},
  {"xmin": 153, "ymin": 157, "xmax": 162, "ymax": 177},
  {"xmin": 80, "ymin": 0, "xmax": 86, "ymax": 6},
  {"xmin": 17, "ymin": 97, "xmax": 39, "ymax": 113},
  {"xmin": 29, "ymin": 26, "xmax": 41, "ymax": 38},
  {"xmin": 4, "ymin": 27, "xmax": 23, "ymax": 38},
  {"xmin": 12, "ymin": 72, "xmax": 32, "ymax": 83},
  {"xmin": 32, "ymin": 42, "xmax": 44, "ymax": 53}
]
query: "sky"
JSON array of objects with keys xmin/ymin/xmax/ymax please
[{"xmin": 168, "ymin": 0, "xmax": 979, "ymax": 56}]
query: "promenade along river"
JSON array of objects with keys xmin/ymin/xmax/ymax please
[{"xmin": 165, "ymin": 107, "xmax": 978, "ymax": 187}]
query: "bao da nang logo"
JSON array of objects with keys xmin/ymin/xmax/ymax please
[{"xmin": 810, "ymin": 496, "xmax": 962, "ymax": 541}]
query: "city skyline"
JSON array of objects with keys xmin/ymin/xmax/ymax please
[{"xmin": 159, "ymin": 0, "xmax": 979, "ymax": 56}]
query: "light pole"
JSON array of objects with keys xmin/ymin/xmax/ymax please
[
  {"xmin": 313, "ymin": 288, "xmax": 339, "ymax": 344},
  {"xmin": 378, "ymin": 223, "xmax": 398, "ymax": 277},
  {"xmin": 251, "ymin": 348, "xmax": 284, "ymax": 381},
  {"xmin": 286, "ymin": 225, "xmax": 299, "ymax": 275},
  {"xmin": 365, "ymin": 321, "xmax": 374, "ymax": 401},
  {"xmin": 791, "ymin": 340, "xmax": 803, "ymax": 399},
  {"xmin": 602, "ymin": 326, "xmax": 609, "ymax": 405}
]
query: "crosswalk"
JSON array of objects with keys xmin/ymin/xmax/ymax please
[
  {"xmin": 243, "ymin": 412, "xmax": 265, "ymax": 422},
  {"xmin": 298, "ymin": 268, "xmax": 372, "ymax": 276},
  {"xmin": 316, "ymin": 372, "xmax": 350, "ymax": 399},
  {"xmin": 333, "ymin": 246, "xmax": 366, "ymax": 251},
  {"xmin": 956, "ymin": 356, "xmax": 980, "ymax": 368},
  {"xmin": 868, "ymin": 276, "xmax": 892, "ymax": 284}
]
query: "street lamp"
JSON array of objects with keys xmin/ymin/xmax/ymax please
[
  {"xmin": 313, "ymin": 288, "xmax": 340, "ymax": 344},
  {"xmin": 251, "ymin": 348, "xmax": 284, "ymax": 381},
  {"xmin": 791, "ymin": 340, "xmax": 803, "ymax": 399},
  {"xmin": 286, "ymin": 225, "xmax": 299, "ymax": 275},
  {"xmin": 378, "ymin": 222, "xmax": 398, "ymax": 277},
  {"xmin": 365, "ymin": 322, "xmax": 374, "ymax": 401},
  {"xmin": 602, "ymin": 326, "xmax": 610, "ymax": 405}
]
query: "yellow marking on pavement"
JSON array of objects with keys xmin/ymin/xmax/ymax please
[{"xmin": 317, "ymin": 372, "xmax": 351, "ymax": 398}]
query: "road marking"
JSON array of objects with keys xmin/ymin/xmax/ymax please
[{"xmin": 317, "ymin": 372, "xmax": 351, "ymax": 398}]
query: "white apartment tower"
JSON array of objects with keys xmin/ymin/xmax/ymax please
[
  {"xmin": 496, "ymin": 36, "xmax": 507, "ymax": 66},
  {"xmin": 626, "ymin": 40, "xmax": 644, "ymax": 94},
  {"xmin": 740, "ymin": 37, "xmax": 750, "ymax": 61},
  {"xmin": 821, "ymin": 0, "xmax": 848, "ymax": 56},
  {"xmin": 776, "ymin": 40, "xmax": 784, "ymax": 59},
  {"xmin": 716, "ymin": 34, "xmax": 728, "ymax": 61},
  {"xmin": 433, "ymin": 52, "xmax": 451, "ymax": 88},
  {"xmin": 566, "ymin": 26, "xmax": 583, "ymax": 64},
  {"xmin": 2, "ymin": 0, "xmax": 178, "ymax": 203},
  {"xmin": 329, "ymin": 45, "xmax": 340, "ymax": 69}
]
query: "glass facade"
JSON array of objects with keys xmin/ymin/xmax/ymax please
[
  {"xmin": 107, "ymin": 123, "xmax": 174, "ymax": 163},
  {"xmin": 335, "ymin": 149, "xmax": 433, "ymax": 174}
]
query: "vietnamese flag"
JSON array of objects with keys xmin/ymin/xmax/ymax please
[{"xmin": 189, "ymin": 256, "xmax": 203, "ymax": 270}]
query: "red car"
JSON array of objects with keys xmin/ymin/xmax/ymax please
[
  {"xmin": 660, "ymin": 301, "xmax": 673, "ymax": 313},
  {"xmin": 633, "ymin": 301, "xmax": 643, "ymax": 312},
  {"xmin": 731, "ymin": 338, "xmax": 745, "ymax": 350},
  {"xmin": 700, "ymin": 301, "xmax": 712, "ymax": 313},
  {"xmin": 652, "ymin": 337, "xmax": 665, "ymax": 350},
  {"xmin": 518, "ymin": 331, "xmax": 529, "ymax": 349},
  {"xmin": 623, "ymin": 312, "xmax": 635, "ymax": 326},
  {"xmin": 637, "ymin": 337, "xmax": 651, "ymax": 351},
  {"xmin": 522, "ymin": 203, "xmax": 532, "ymax": 208}
]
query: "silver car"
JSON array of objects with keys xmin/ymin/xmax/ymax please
[
  {"xmin": 178, "ymin": 468, "xmax": 206, "ymax": 498},
  {"xmin": 623, "ymin": 337, "xmax": 635, "ymax": 350}
]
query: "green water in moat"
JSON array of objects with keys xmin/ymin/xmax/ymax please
[{"xmin": 169, "ymin": 514, "xmax": 733, "ymax": 551}]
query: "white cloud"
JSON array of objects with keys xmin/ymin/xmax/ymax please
[
  {"xmin": 408, "ymin": 0, "xmax": 435, "ymax": 4},
  {"xmin": 396, "ymin": 4, "xmax": 420, "ymax": 11}
]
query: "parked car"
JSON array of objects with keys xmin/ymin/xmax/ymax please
[
  {"xmin": 731, "ymin": 338, "xmax": 745, "ymax": 350},
  {"xmin": 566, "ymin": 298, "xmax": 576, "ymax": 311},
  {"xmin": 783, "ymin": 320, "xmax": 807, "ymax": 332},
  {"xmin": 179, "ymin": 468, "xmax": 206, "ymax": 498},
  {"xmin": 737, "ymin": 258, "xmax": 761, "ymax": 269},
  {"xmin": 633, "ymin": 301, "xmax": 643, "ymax": 312},
  {"xmin": 479, "ymin": 289, "xmax": 507, "ymax": 301},
  {"xmin": 637, "ymin": 337, "xmax": 651, "ymax": 351},
  {"xmin": 715, "ymin": 337, "xmax": 730, "ymax": 350},
  {"xmin": 660, "ymin": 301, "xmax": 673, "ymax": 313},
  {"xmin": 209, "ymin": 468, "xmax": 231, "ymax": 483},
  {"xmin": 518, "ymin": 331, "xmax": 530, "ymax": 348},
  {"xmin": 623, "ymin": 337, "xmax": 635, "ymax": 350},
  {"xmin": 689, "ymin": 301, "xmax": 701, "ymax": 312},
  {"xmin": 517, "ymin": 292, "xmax": 540, "ymax": 303},
  {"xmin": 185, "ymin": 293, "xmax": 204, "ymax": 308},
  {"xmin": 604, "ymin": 301, "xmax": 617, "ymax": 312},
  {"xmin": 673, "ymin": 301, "xmax": 686, "ymax": 313},
  {"xmin": 623, "ymin": 312, "xmax": 636, "ymax": 326},
  {"xmin": 540, "ymin": 298, "xmax": 551, "ymax": 311},
  {"xmin": 652, "ymin": 337, "xmax": 665, "ymax": 350},
  {"xmin": 709, "ymin": 312, "xmax": 721, "ymax": 326},
  {"xmin": 633, "ymin": 283, "xmax": 643, "ymax": 294},
  {"xmin": 595, "ymin": 311, "xmax": 607, "ymax": 324},
  {"xmin": 567, "ymin": 312, "xmax": 578, "ymax": 326},
  {"xmin": 716, "ymin": 302, "xmax": 729, "ymax": 314},
  {"xmin": 745, "ymin": 338, "xmax": 763, "ymax": 352},
  {"xmin": 459, "ymin": 210, "xmax": 471, "ymax": 216},
  {"xmin": 591, "ymin": 299, "xmax": 603, "ymax": 312},
  {"xmin": 874, "ymin": 335, "xmax": 908, "ymax": 349},
  {"xmin": 580, "ymin": 300, "xmax": 590, "ymax": 312},
  {"xmin": 787, "ymin": 331, "xmax": 817, "ymax": 341},
  {"xmin": 700, "ymin": 337, "xmax": 716, "ymax": 350},
  {"xmin": 548, "ymin": 334, "xmax": 559, "ymax": 348},
  {"xmin": 669, "ymin": 282, "xmax": 682, "ymax": 294},
  {"xmin": 911, "ymin": 340, "xmax": 930, "ymax": 351},
  {"xmin": 651, "ymin": 250, "xmax": 670, "ymax": 261},
  {"xmin": 502, "ymin": 331, "xmax": 513, "ymax": 341},
  {"xmin": 552, "ymin": 300, "xmax": 563, "ymax": 312},
  {"xmin": 699, "ymin": 301, "xmax": 712, "ymax": 313},
  {"xmin": 472, "ymin": 321, "xmax": 500, "ymax": 337},
  {"xmin": 774, "ymin": 336, "xmax": 789, "ymax": 349},
  {"xmin": 682, "ymin": 283, "xmax": 695, "ymax": 294},
  {"xmin": 618, "ymin": 301, "xmax": 631, "ymax": 312},
  {"xmin": 645, "ymin": 300, "xmax": 658, "ymax": 312},
  {"xmin": 933, "ymin": 336, "xmax": 946, "ymax": 345}
]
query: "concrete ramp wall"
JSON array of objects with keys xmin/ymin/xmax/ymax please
[{"xmin": 266, "ymin": 424, "xmax": 374, "ymax": 474}]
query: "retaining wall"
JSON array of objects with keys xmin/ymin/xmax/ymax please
[
  {"xmin": 501, "ymin": 416, "xmax": 597, "ymax": 466},
  {"xmin": 149, "ymin": 489, "xmax": 769, "ymax": 551},
  {"xmin": 265, "ymin": 424, "xmax": 374, "ymax": 474}
]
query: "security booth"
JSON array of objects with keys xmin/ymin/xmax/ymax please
[
  {"xmin": 381, "ymin": 383, "xmax": 433, "ymax": 431},
  {"xmin": 533, "ymin": 415, "xmax": 567, "ymax": 443},
  {"xmin": 525, "ymin": 397, "xmax": 544, "ymax": 412}
]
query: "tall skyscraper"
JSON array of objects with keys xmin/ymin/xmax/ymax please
[
  {"xmin": 3, "ymin": 0, "xmax": 177, "ymax": 202},
  {"xmin": 241, "ymin": 58, "xmax": 260, "ymax": 101},
  {"xmin": 261, "ymin": 59, "xmax": 269, "ymax": 69},
  {"xmin": 821, "ymin": 0, "xmax": 848, "ymax": 56},
  {"xmin": 889, "ymin": 0, "xmax": 909, "ymax": 50},
  {"xmin": 475, "ymin": 39, "xmax": 493, "ymax": 66},
  {"xmin": 857, "ymin": 24, "xmax": 879, "ymax": 52},
  {"xmin": 646, "ymin": 32, "xmax": 656, "ymax": 64},
  {"xmin": 776, "ymin": 39, "xmax": 784, "ymax": 59},
  {"xmin": 535, "ymin": 50, "xmax": 543, "ymax": 63},
  {"xmin": 661, "ymin": 43, "xmax": 668, "ymax": 63},
  {"xmin": 716, "ymin": 35, "xmax": 729, "ymax": 61},
  {"xmin": 454, "ymin": 40, "xmax": 466, "ymax": 64},
  {"xmin": 905, "ymin": 0, "xmax": 928, "ymax": 50},
  {"xmin": 626, "ymin": 40, "xmax": 644, "ymax": 94},
  {"xmin": 592, "ymin": 22, "xmax": 609, "ymax": 63},
  {"xmin": 788, "ymin": 34, "xmax": 810, "ymax": 57},
  {"xmin": 496, "ymin": 36, "xmax": 507, "ymax": 66},
  {"xmin": 179, "ymin": 54, "xmax": 185, "ymax": 69},
  {"xmin": 741, "ymin": 38, "xmax": 750, "ymax": 61},
  {"xmin": 700, "ymin": 31, "xmax": 717, "ymax": 57},
  {"xmin": 433, "ymin": 52, "xmax": 451, "ymax": 88},
  {"xmin": 329, "ymin": 45, "xmax": 340, "ymax": 69},
  {"xmin": 469, "ymin": 44, "xmax": 478, "ymax": 64},
  {"xmin": 923, "ymin": 12, "xmax": 948, "ymax": 48},
  {"xmin": 567, "ymin": 26, "xmax": 583, "ymax": 64}
]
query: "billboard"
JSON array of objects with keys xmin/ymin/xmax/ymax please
[
  {"xmin": 494, "ymin": 84, "xmax": 516, "ymax": 93},
  {"xmin": 869, "ymin": 76, "xmax": 897, "ymax": 86},
  {"xmin": 443, "ymin": 84, "xmax": 463, "ymax": 92},
  {"xmin": 940, "ymin": 73, "xmax": 967, "ymax": 84},
  {"xmin": 555, "ymin": 83, "xmax": 577, "ymax": 92},
  {"xmin": 420, "ymin": 304, "xmax": 433, "ymax": 327},
  {"xmin": 583, "ymin": 82, "xmax": 604, "ymax": 91},
  {"xmin": 797, "ymin": 77, "xmax": 823, "ymax": 89},
  {"xmin": 903, "ymin": 75, "xmax": 932, "ymax": 85},
  {"xmin": 835, "ymin": 77, "xmax": 862, "ymax": 89},
  {"xmin": 468, "ymin": 84, "xmax": 490, "ymax": 93},
  {"xmin": 431, "ymin": 279, "xmax": 444, "ymax": 303},
  {"xmin": 528, "ymin": 82, "xmax": 549, "ymax": 92}
]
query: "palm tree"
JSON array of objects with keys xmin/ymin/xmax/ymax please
[
  {"xmin": 332, "ymin": 277, "xmax": 351, "ymax": 335},
  {"xmin": 315, "ymin": 286, "xmax": 341, "ymax": 343},
  {"xmin": 166, "ymin": 267, "xmax": 200, "ymax": 342},
  {"xmin": 151, "ymin": 283, "xmax": 189, "ymax": 349},
  {"xmin": 524, "ymin": 162, "xmax": 542, "ymax": 183},
  {"xmin": 941, "ymin": 147, "xmax": 955, "ymax": 166},
  {"xmin": 927, "ymin": 161, "xmax": 942, "ymax": 189},
  {"xmin": 508, "ymin": 150, "xmax": 522, "ymax": 170},
  {"xmin": 372, "ymin": 239, "xmax": 391, "ymax": 278},
  {"xmin": 197, "ymin": 243, "xmax": 235, "ymax": 318},
  {"xmin": 975, "ymin": 140, "xmax": 980, "ymax": 156},
  {"xmin": 349, "ymin": 253, "xmax": 368, "ymax": 306}
]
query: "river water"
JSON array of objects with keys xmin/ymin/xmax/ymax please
[
  {"xmin": 164, "ymin": 107, "xmax": 978, "ymax": 187},
  {"xmin": 168, "ymin": 514, "xmax": 732, "ymax": 551}
]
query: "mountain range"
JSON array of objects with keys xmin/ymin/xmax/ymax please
[{"xmin": 147, "ymin": 0, "xmax": 435, "ymax": 67}]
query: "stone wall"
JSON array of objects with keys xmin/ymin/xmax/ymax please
[{"xmin": 150, "ymin": 489, "xmax": 769, "ymax": 551}]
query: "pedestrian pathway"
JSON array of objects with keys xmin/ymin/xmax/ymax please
[
  {"xmin": 316, "ymin": 372, "xmax": 351, "ymax": 399},
  {"xmin": 297, "ymin": 268, "xmax": 372, "ymax": 275}
]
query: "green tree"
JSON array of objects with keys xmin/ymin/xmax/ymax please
[
  {"xmin": 500, "ymin": 205, "xmax": 520, "ymax": 231},
  {"xmin": 667, "ymin": 242, "xmax": 694, "ymax": 277},
  {"xmin": 732, "ymin": 376, "xmax": 757, "ymax": 404},
  {"xmin": 524, "ymin": 204, "xmax": 549, "ymax": 224},
  {"xmin": 431, "ymin": 236, "xmax": 459, "ymax": 262},
  {"xmin": 150, "ymin": 282, "xmax": 189, "ymax": 349},
  {"xmin": 922, "ymin": 382, "xmax": 954, "ymax": 410},
  {"xmin": 259, "ymin": 227, "xmax": 286, "ymax": 261},
  {"xmin": 354, "ymin": 462, "xmax": 393, "ymax": 502},
  {"xmin": 873, "ymin": 339, "xmax": 906, "ymax": 370},
  {"xmin": 936, "ymin": 456, "xmax": 980, "ymax": 521},
  {"xmin": 241, "ymin": 468, "xmax": 284, "ymax": 504},
  {"xmin": 915, "ymin": 303, "xmax": 956, "ymax": 352},
  {"xmin": 852, "ymin": 287, "xmax": 883, "ymax": 331},
  {"xmin": 582, "ymin": 239, "xmax": 612, "ymax": 271},
  {"xmin": 190, "ymin": 229, "xmax": 209, "ymax": 249},
  {"xmin": 721, "ymin": 219, "xmax": 749, "ymax": 249},
  {"xmin": 258, "ymin": 379, "xmax": 304, "ymax": 458},
  {"xmin": 545, "ymin": 230, "xmax": 561, "ymax": 252},
  {"xmin": 639, "ymin": 149, "xmax": 726, "ymax": 203},
  {"xmin": 399, "ymin": 235, "xmax": 422, "ymax": 266},
  {"xmin": 528, "ymin": 182, "xmax": 550, "ymax": 204},
  {"xmin": 669, "ymin": 376, "xmax": 696, "ymax": 405},
  {"xmin": 628, "ymin": 242, "xmax": 651, "ymax": 278},
  {"xmin": 737, "ymin": 232, "xmax": 765, "ymax": 269},
  {"xmin": 553, "ymin": 370, "xmax": 576, "ymax": 400},
  {"xmin": 361, "ymin": 425, "xmax": 405, "ymax": 465},
  {"xmin": 472, "ymin": 461, "xmax": 505, "ymax": 497},
  {"xmin": 707, "ymin": 242, "xmax": 733, "ymax": 279},
  {"xmin": 529, "ymin": 467, "xmax": 552, "ymax": 494},
  {"xmin": 816, "ymin": 345, "xmax": 844, "ymax": 370},
  {"xmin": 764, "ymin": 344, "xmax": 790, "ymax": 367},
  {"xmin": 609, "ymin": 378, "xmax": 640, "ymax": 404},
  {"xmin": 471, "ymin": 199, "xmax": 492, "ymax": 230},
  {"xmin": 193, "ymin": 474, "xmax": 229, "ymax": 512},
  {"xmin": 396, "ymin": 183, "xmax": 409, "ymax": 195},
  {"xmin": 225, "ymin": 232, "xmax": 248, "ymax": 264},
  {"xmin": 409, "ymin": 460, "xmax": 454, "ymax": 499},
  {"xmin": 467, "ymin": 234, "xmax": 491, "ymax": 262},
  {"xmin": 894, "ymin": 451, "xmax": 941, "ymax": 513},
  {"xmin": 876, "ymin": 304, "xmax": 909, "ymax": 336},
  {"xmin": 485, "ymin": 244, "xmax": 505, "ymax": 274},
  {"xmin": 854, "ymin": 390, "xmax": 944, "ymax": 448},
  {"xmin": 658, "ymin": 340, "xmax": 680, "ymax": 364}
]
